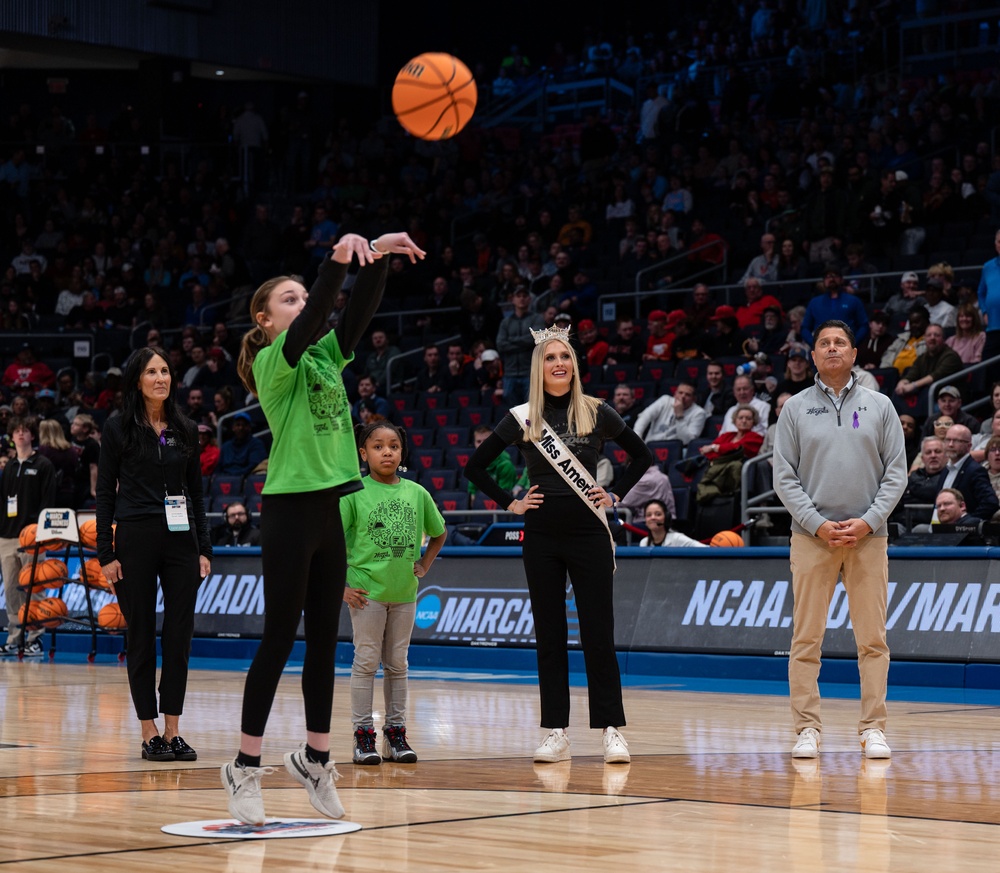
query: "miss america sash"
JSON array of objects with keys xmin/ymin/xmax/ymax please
[{"xmin": 510, "ymin": 403, "xmax": 616, "ymax": 569}]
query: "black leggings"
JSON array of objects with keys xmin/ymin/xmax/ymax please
[
  {"xmin": 240, "ymin": 489, "xmax": 347, "ymax": 737},
  {"xmin": 114, "ymin": 515, "xmax": 201, "ymax": 721},
  {"xmin": 522, "ymin": 495, "xmax": 625, "ymax": 730}
]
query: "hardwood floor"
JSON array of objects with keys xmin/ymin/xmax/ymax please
[{"xmin": 2, "ymin": 657, "xmax": 999, "ymax": 871}]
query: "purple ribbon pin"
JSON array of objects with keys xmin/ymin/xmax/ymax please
[{"xmin": 852, "ymin": 411, "xmax": 859, "ymax": 429}]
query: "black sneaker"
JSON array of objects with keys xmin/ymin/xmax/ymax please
[
  {"xmin": 22, "ymin": 641, "xmax": 44, "ymax": 657},
  {"xmin": 353, "ymin": 726, "xmax": 381, "ymax": 765},
  {"xmin": 141, "ymin": 735, "xmax": 175, "ymax": 761},
  {"xmin": 382, "ymin": 725, "xmax": 417, "ymax": 763},
  {"xmin": 168, "ymin": 735, "xmax": 198, "ymax": 761}
]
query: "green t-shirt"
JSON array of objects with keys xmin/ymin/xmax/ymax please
[
  {"xmin": 253, "ymin": 328, "xmax": 358, "ymax": 495},
  {"xmin": 342, "ymin": 477, "xmax": 446, "ymax": 602},
  {"xmin": 467, "ymin": 449, "xmax": 518, "ymax": 496}
]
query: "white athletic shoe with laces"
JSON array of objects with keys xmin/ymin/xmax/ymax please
[
  {"xmin": 221, "ymin": 761, "xmax": 275, "ymax": 825},
  {"xmin": 860, "ymin": 728, "xmax": 891, "ymax": 759},
  {"xmin": 603, "ymin": 727, "xmax": 630, "ymax": 764},
  {"xmin": 791, "ymin": 727, "xmax": 821, "ymax": 758},
  {"xmin": 533, "ymin": 728, "xmax": 571, "ymax": 763},
  {"xmin": 284, "ymin": 746, "xmax": 345, "ymax": 819}
]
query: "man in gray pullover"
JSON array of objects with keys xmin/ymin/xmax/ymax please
[{"xmin": 774, "ymin": 320, "xmax": 907, "ymax": 761}]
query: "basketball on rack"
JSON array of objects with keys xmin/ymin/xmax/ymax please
[
  {"xmin": 27, "ymin": 597, "xmax": 68, "ymax": 628},
  {"xmin": 710, "ymin": 530, "xmax": 744, "ymax": 547},
  {"xmin": 18, "ymin": 523, "xmax": 63, "ymax": 554},
  {"xmin": 97, "ymin": 602, "xmax": 127, "ymax": 630},
  {"xmin": 81, "ymin": 557, "xmax": 111, "ymax": 590},
  {"xmin": 392, "ymin": 52, "xmax": 477, "ymax": 141},
  {"xmin": 19, "ymin": 559, "xmax": 68, "ymax": 591},
  {"xmin": 79, "ymin": 518, "xmax": 98, "ymax": 549}
]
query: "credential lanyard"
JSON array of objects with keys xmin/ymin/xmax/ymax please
[{"xmin": 510, "ymin": 403, "xmax": 616, "ymax": 570}]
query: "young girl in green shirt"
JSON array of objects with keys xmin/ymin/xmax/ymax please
[{"xmin": 342, "ymin": 421, "xmax": 447, "ymax": 765}]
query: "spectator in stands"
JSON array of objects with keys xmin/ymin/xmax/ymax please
[
  {"xmin": 496, "ymin": 286, "xmax": 544, "ymax": 406},
  {"xmin": 699, "ymin": 361, "xmax": 735, "ymax": 418},
  {"xmin": 577, "ymin": 319, "xmax": 608, "ymax": 368},
  {"xmin": 3, "ymin": 343, "xmax": 55, "ymax": 398},
  {"xmin": 352, "ymin": 375, "xmax": 390, "ymax": 421},
  {"xmin": 192, "ymin": 348, "xmax": 239, "ymax": 394},
  {"xmin": 476, "ymin": 348, "xmax": 503, "ymax": 401},
  {"xmin": 945, "ymin": 302, "xmax": 986, "ymax": 365},
  {"xmin": 642, "ymin": 310, "xmax": 673, "ymax": 361},
  {"xmin": 720, "ymin": 375, "xmax": 769, "ymax": 438},
  {"xmin": 467, "ymin": 426, "xmax": 517, "ymax": 500},
  {"xmin": 921, "ymin": 276, "xmax": 956, "ymax": 329},
  {"xmin": 634, "ymin": 381, "xmax": 706, "ymax": 446},
  {"xmin": 936, "ymin": 424, "xmax": 999, "ymax": 522},
  {"xmin": 901, "ymin": 436, "xmax": 947, "ymax": 523},
  {"xmin": 699, "ymin": 404, "xmax": 764, "ymax": 461},
  {"xmin": 899, "ymin": 414, "xmax": 921, "ymax": 469},
  {"xmin": 639, "ymin": 499, "xmax": 706, "ymax": 548},
  {"xmin": 705, "ymin": 305, "xmax": 746, "ymax": 358},
  {"xmin": 894, "ymin": 325, "xmax": 962, "ymax": 397},
  {"xmin": 978, "ymin": 229, "xmax": 1000, "ymax": 361},
  {"xmin": 183, "ymin": 387, "xmax": 211, "ymax": 426},
  {"xmin": 971, "ymin": 409, "xmax": 1000, "ymax": 461},
  {"xmin": 983, "ymin": 436, "xmax": 1000, "ymax": 503},
  {"xmin": 735, "ymin": 278, "xmax": 782, "ymax": 329},
  {"xmin": 774, "ymin": 349, "xmax": 813, "ymax": 397},
  {"xmin": 776, "ymin": 237, "xmax": 807, "ymax": 286},
  {"xmin": 881, "ymin": 304, "xmax": 929, "ymax": 373},
  {"xmin": 686, "ymin": 218, "xmax": 727, "ymax": 272},
  {"xmin": 743, "ymin": 306, "xmax": 786, "ymax": 357},
  {"xmin": 414, "ymin": 276, "xmax": 459, "ymax": 335},
  {"xmin": 619, "ymin": 462, "xmax": 675, "ymax": 522},
  {"xmin": 685, "ymin": 283, "xmax": 715, "ymax": 333},
  {"xmin": 458, "ymin": 289, "xmax": 503, "ymax": 346},
  {"xmin": 605, "ymin": 316, "xmax": 643, "ymax": 364},
  {"xmin": 443, "ymin": 341, "xmax": 476, "ymax": 391},
  {"xmin": 198, "ymin": 424, "xmax": 219, "ymax": 476},
  {"xmin": 803, "ymin": 168, "xmax": 847, "ymax": 263},
  {"xmin": 761, "ymin": 392, "xmax": 792, "ymax": 467},
  {"xmin": 933, "ymin": 489, "xmax": 984, "ymax": 538},
  {"xmin": 856, "ymin": 310, "xmax": 894, "ymax": 370},
  {"xmin": 364, "ymin": 329, "xmax": 401, "ymax": 394},
  {"xmin": 37, "ymin": 417, "xmax": 78, "ymax": 508},
  {"xmin": 211, "ymin": 500, "xmax": 261, "ymax": 547},
  {"xmin": 218, "ymin": 412, "xmax": 267, "ymax": 478},
  {"xmin": 611, "ymin": 383, "xmax": 641, "ymax": 429},
  {"xmin": 209, "ymin": 387, "xmax": 236, "ymax": 435},
  {"xmin": 738, "ymin": 232, "xmax": 778, "ymax": 285},
  {"xmin": 882, "ymin": 271, "xmax": 923, "ymax": 324},
  {"xmin": 801, "ymin": 265, "xmax": 868, "ymax": 346},
  {"xmin": 182, "ymin": 346, "xmax": 208, "ymax": 388},
  {"xmin": 414, "ymin": 345, "xmax": 448, "ymax": 394},
  {"xmin": 920, "ymin": 385, "xmax": 980, "ymax": 437}
]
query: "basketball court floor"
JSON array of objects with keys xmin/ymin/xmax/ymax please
[{"xmin": 2, "ymin": 652, "xmax": 1000, "ymax": 871}]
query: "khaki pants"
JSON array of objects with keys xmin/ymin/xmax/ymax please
[
  {"xmin": 1, "ymin": 536, "xmax": 42, "ymax": 647},
  {"xmin": 788, "ymin": 532, "xmax": 889, "ymax": 735}
]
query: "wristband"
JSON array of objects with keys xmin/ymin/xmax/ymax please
[{"xmin": 369, "ymin": 240, "xmax": 387, "ymax": 255}]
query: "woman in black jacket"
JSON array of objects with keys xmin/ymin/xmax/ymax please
[{"xmin": 96, "ymin": 347, "xmax": 212, "ymax": 763}]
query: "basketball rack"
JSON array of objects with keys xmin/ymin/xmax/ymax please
[{"xmin": 16, "ymin": 508, "xmax": 127, "ymax": 662}]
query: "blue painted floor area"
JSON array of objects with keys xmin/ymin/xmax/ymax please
[{"xmin": 36, "ymin": 647, "xmax": 1000, "ymax": 709}]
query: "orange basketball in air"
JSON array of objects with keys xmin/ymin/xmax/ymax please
[
  {"xmin": 27, "ymin": 596, "xmax": 67, "ymax": 628},
  {"xmin": 710, "ymin": 530, "xmax": 744, "ymax": 547},
  {"xmin": 98, "ymin": 602, "xmax": 127, "ymax": 630},
  {"xmin": 392, "ymin": 53, "xmax": 477, "ymax": 140},
  {"xmin": 79, "ymin": 518, "xmax": 98, "ymax": 549},
  {"xmin": 19, "ymin": 559, "xmax": 68, "ymax": 591}
]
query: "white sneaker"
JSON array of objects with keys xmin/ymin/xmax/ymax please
[
  {"xmin": 221, "ymin": 760, "xmax": 274, "ymax": 825},
  {"xmin": 603, "ymin": 727, "xmax": 630, "ymax": 764},
  {"xmin": 284, "ymin": 746, "xmax": 345, "ymax": 819},
  {"xmin": 860, "ymin": 728, "xmax": 891, "ymax": 759},
  {"xmin": 533, "ymin": 728, "xmax": 571, "ymax": 763},
  {"xmin": 791, "ymin": 727, "xmax": 820, "ymax": 758}
]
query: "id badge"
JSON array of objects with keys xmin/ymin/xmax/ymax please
[
  {"xmin": 164, "ymin": 495, "xmax": 190, "ymax": 531},
  {"xmin": 6, "ymin": 495, "xmax": 16, "ymax": 518}
]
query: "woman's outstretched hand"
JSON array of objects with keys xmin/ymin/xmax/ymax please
[{"xmin": 371, "ymin": 232, "xmax": 427, "ymax": 263}]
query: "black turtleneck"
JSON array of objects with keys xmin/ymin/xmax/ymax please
[{"xmin": 464, "ymin": 391, "xmax": 652, "ymax": 509}]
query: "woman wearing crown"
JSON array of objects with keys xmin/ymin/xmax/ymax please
[{"xmin": 465, "ymin": 325, "xmax": 652, "ymax": 764}]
